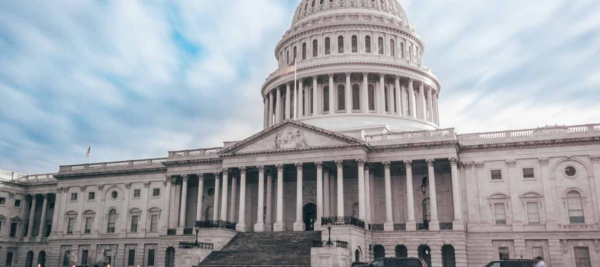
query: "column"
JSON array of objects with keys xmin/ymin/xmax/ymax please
[
  {"xmin": 427, "ymin": 159, "xmax": 440, "ymax": 230},
  {"xmin": 475, "ymin": 163, "xmax": 490, "ymax": 224},
  {"xmin": 294, "ymin": 163, "xmax": 305, "ymax": 231},
  {"xmin": 434, "ymin": 93, "xmax": 440, "ymax": 124},
  {"xmin": 427, "ymin": 86, "xmax": 434, "ymax": 122},
  {"xmin": 419, "ymin": 83, "xmax": 426, "ymax": 119},
  {"xmin": 275, "ymin": 87, "xmax": 282, "ymax": 123},
  {"xmin": 405, "ymin": 160, "xmax": 416, "ymax": 230},
  {"xmin": 379, "ymin": 74, "xmax": 385, "ymax": 114},
  {"xmin": 312, "ymin": 76, "xmax": 318, "ymax": 116},
  {"xmin": 540, "ymin": 158, "xmax": 558, "ymax": 230},
  {"xmin": 315, "ymin": 162, "xmax": 324, "ymax": 230},
  {"xmin": 179, "ymin": 175, "xmax": 189, "ymax": 228},
  {"xmin": 294, "ymin": 81, "xmax": 299, "ymax": 119},
  {"xmin": 220, "ymin": 169, "xmax": 229, "ymax": 221},
  {"xmin": 26, "ymin": 194, "xmax": 37, "ymax": 239},
  {"xmin": 254, "ymin": 166, "xmax": 266, "ymax": 232},
  {"xmin": 37, "ymin": 194, "xmax": 48, "ymax": 240},
  {"xmin": 395, "ymin": 76, "xmax": 402, "ymax": 116},
  {"xmin": 230, "ymin": 172, "xmax": 237, "ymax": 222},
  {"xmin": 323, "ymin": 167, "xmax": 330, "ymax": 217},
  {"xmin": 408, "ymin": 79, "xmax": 416, "ymax": 118},
  {"xmin": 390, "ymin": 80, "xmax": 396, "ymax": 114},
  {"xmin": 364, "ymin": 165, "xmax": 372, "ymax": 223},
  {"xmin": 266, "ymin": 170, "xmax": 273, "ymax": 230},
  {"xmin": 298, "ymin": 79, "xmax": 304, "ymax": 119},
  {"xmin": 357, "ymin": 159, "xmax": 366, "ymax": 221},
  {"xmin": 237, "ymin": 167, "xmax": 248, "ymax": 232},
  {"xmin": 196, "ymin": 174, "xmax": 205, "ymax": 222},
  {"xmin": 274, "ymin": 164, "xmax": 285, "ymax": 231},
  {"xmin": 507, "ymin": 160, "xmax": 524, "ymax": 230},
  {"xmin": 50, "ymin": 188, "xmax": 62, "ymax": 235},
  {"xmin": 383, "ymin": 162, "xmax": 394, "ymax": 231},
  {"xmin": 268, "ymin": 91, "xmax": 274, "ymax": 127},
  {"xmin": 285, "ymin": 83, "xmax": 291, "ymax": 120},
  {"xmin": 328, "ymin": 73, "xmax": 334, "ymax": 113},
  {"xmin": 263, "ymin": 98, "xmax": 267, "ymax": 129},
  {"xmin": 450, "ymin": 158, "xmax": 464, "ymax": 231},
  {"xmin": 336, "ymin": 160, "xmax": 345, "ymax": 217},
  {"xmin": 58, "ymin": 187, "xmax": 68, "ymax": 235},
  {"xmin": 345, "ymin": 72, "xmax": 351, "ymax": 113},
  {"xmin": 213, "ymin": 172, "xmax": 221, "ymax": 221},
  {"xmin": 362, "ymin": 72, "xmax": 369, "ymax": 113}
]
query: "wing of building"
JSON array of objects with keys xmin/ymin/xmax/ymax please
[{"xmin": 2, "ymin": 1, "xmax": 600, "ymax": 267}]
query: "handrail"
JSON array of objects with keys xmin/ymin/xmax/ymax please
[
  {"xmin": 366, "ymin": 128, "xmax": 456, "ymax": 143},
  {"xmin": 60, "ymin": 158, "xmax": 167, "ymax": 172},
  {"xmin": 458, "ymin": 124, "xmax": 600, "ymax": 141}
]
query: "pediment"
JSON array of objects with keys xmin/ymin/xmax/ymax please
[{"xmin": 220, "ymin": 121, "xmax": 365, "ymax": 155}]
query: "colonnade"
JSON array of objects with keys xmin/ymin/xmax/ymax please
[
  {"xmin": 170, "ymin": 157, "xmax": 463, "ymax": 232},
  {"xmin": 263, "ymin": 73, "xmax": 440, "ymax": 129},
  {"xmin": 12, "ymin": 193, "xmax": 53, "ymax": 241}
]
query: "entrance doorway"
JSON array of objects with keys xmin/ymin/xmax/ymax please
[
  {"xmin": 442, "ymin": 245, "xmax": 456, "ymax": 267},
  {"xmin": 165, "ymin": 247, "xmax": 175, "ymax": 267},
  {"xmin": 418, "ymin": 245, "xmax": 432, "ymax": 267},
  {"xmin": 303, "ymin": 203, "xmax": 317, "ymax": 231},
  {"xmin": 37, "ymin": 251, "xmax": 46, "ymax": 267}
]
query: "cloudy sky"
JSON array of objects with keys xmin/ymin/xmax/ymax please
[{"xmin": 1, "ymin": 0, "xmax": 599, "ymax": 174}]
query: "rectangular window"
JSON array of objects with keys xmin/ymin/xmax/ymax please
[
  {"xmin": 494, "ymin": 203, "xmax": 507, "ymax": 225},
  {"xmin": 131, "ymin": 215, "xmax": 139, "ymax": 233},
  {"xmin": 574, "ymin": 247, "xmax": 591, "ymax": 267},
  {"xmin": 10, "ymin": 223, "xmax": 17, "ymax": 237},
  {"xmin": 6, "ymin": 252, "xmax": 14, "ymax": 266},
  {"xmin": 153, "ymin": 188, "xmax": 160, "ymax": 197},
  {"xmin": 81, "ymin": 250, "xmax": 89, "ymax": 266},
  {"xmin": 71, "ymin": 193, "xmax": 77, "ymax": 201},
  {"xmin": 150, "ymin": 215, "xmax": 159, "ymax": 233},
  {"xmin": 128, "ymin": 249, "xmax": 136, "ymax": 266},
  {"xmin": 104, "ymin": 250, "xmax": 113, "ymax": 266},
  {"xmin": 148, "ymin": 249, "xmax": 156, "ymax": 266},
  {"xmin": 63, "ymin": 250, "xmax": 71, "ymax": 267},
  {"xmin": 0, "ymin": 197, "xmax": 6, "ymax": 205},
  {"xmin": 14, "ymin": 199, "xmax": 21, "ymax": 207},
  {"xmin": 88, "ymin": 192, "xmax": 95, "ymax": 200},
  {"xmin": 134, "ymin": 189, "xmax": 141, "ymax": 198},
  {"xmin": 527, "ymin": 202, "xmax": 540, "ymax": 224},
  {"xmin": 523, "ymin": 168, "xmax": 535, "ymax": 179},
  {"xmin": 498, "ymin": 247, "xmax": 509, "ymax": 260},
  {"xmin": 491, "ymin": 170, "xmax": 502, "ymax": 180},
  {"xmin": 67, "ymin": 218, "xmax": 74, "ymax": 234},
  {"xmin": 84, "ymin": 217, "xmax": 92, "ymax": 234}
]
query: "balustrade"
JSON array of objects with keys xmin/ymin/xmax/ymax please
[
  {"xmin": 196, "ymin": 220, "xmax": 236, "ymax": 230},
  {"xmin": 321, "ymin": 216, "xmax": 365, "ymax": 229},
  {"xmin": 179, "ymin": 242, "xmax": 214, "ymax": 250}
]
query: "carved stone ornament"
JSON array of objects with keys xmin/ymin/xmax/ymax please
[
  {"xmin": 258, "ymin": 165, "xmax": 265, "ymax": 172},
  {"xmin": 356, "ymin": 159, "xmax": 365, "ymax": 166},
  {"xmin": 449, "ymin": 157, "xmax": 459, "ymax": 166},
  {"xmin": 295, "ymin": 163, "xmax": 303, "ymax": 170},
  {"xmin": 315, "ymin": 161, "xmax": 323, "ymax": 168},
  {"xmin": 475, "ymin": 162, "xmax": 485, "ymax": 169},
  {"xmin": 506, "ymin": 160, "xmax": 517, "ymax": 167},
  {"xmin": 591, "ymin": 156, "xmax": 600, "ymax": 163},
  {"xmin": 404, "ymin": 160, "xmax": 413, "ymax": 167},
  {"xmin": 561, "ymin": 240, "xmax": 568, "ymax": 254},
  {"xmin": 125, "ymin": 183, "xmax": 132, "ymax": 189},
  {"xmin": 239, "ymin": 167, "xmax": 247, "ymax": 173},
  {"xmin": 277, "ymin": 164, "xmax": 284, "ymax": 172},
  {"xmin": 382, "ymin": 161, "xmax": 391, "ymax": 168},
  {"xmin": 80, "ymin": 185, "xmax": 87, "ymax": 191},
  {"xmin": 539, "ymin": 158, "xmax": 549, "ymax": 166},
  {"xmin": 336, "ymin": 160, "xmax": 344, "ymax": 167},
  {"xmin": 274, "ymin": 127, "xmax": 308, "ymax": 149}
]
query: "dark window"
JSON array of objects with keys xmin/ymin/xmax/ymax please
[
  {"xmin": 491, "ymin": 170, "xmax": 502, "ymax": 180},
  {"xmin": 323, "ymin": 85, "xmax": 330, "ymax": 112},
  {"xmin": 111, "ymin": 191, "xmax": 118, "ymax": 199},
  {"xmin": 88, "ymin": 192, "xmax": 95, "ymax": 200},
  {"xmin": 148, "ymin": 249, "xmax": 156, "ymax": 266},
  {"xmin": 352, "ymin": 84, "xmax": 360, "ymax": 110},
  {"xmin": 293, "ymin": 46, "xmax": 297, "ymax": 61},
  {"xmin": 62, "ymin": 250, "xmax": 71, "ymax": 267},
  {"xmin": 365, "ymin": 36, "xmax": 371, "ymax": 53},
  {"xmin": 325, "ymin": 37, "xmax": 331, "ymax": 55},
  {"xmin": 85, "ymin": 217, "xmax": 92, "ymax": 234},
  {"xmin": 107, "ymin": 209, "xmax": 117, "ymax": 233},
  {"xmin": 523, "ymin": 168, "xmax": 535, "ymax": 179},
  {"xmin": 378, "ymin": 37, "xmax": 384, "ymax": 54},
  {"xmin": 128, "ymin": 249, "xmax": 136, "ymax": 266},
  {"xmin": 373, "ymin": 245, "xmax": 385, "ymax": 259},
  {"xmin": 494, "ymin": 203, "xmax": 507, "ymax": 225},
  {"xmin": 384, "ymin": 86, "xmax": 389, "ymax": 112},
  {"xmin": 134, "ymin": 189, "xmax": 141, "ymax": 198},
  {"xmin": 337, "ymin": 85, "xmax": 345, "ymax": 111},
  {"xmin": 131, "ymin": 215, "xmax": 139, "ymax": 233},
  {"xmin": 10, "ymin": 222, "xmax": 17, "ymax": 237},
  {"xmin": 565, "ymin": 166, "xmax": 577, "ymax": 177},
  {"xmin": 67, "ymin": 218, "xmax": 74, "ymax": 234},
  {"xmin": 302, "ymin": 43, "xmax": 307, "ymax": 60},
  {"xmin": 568, "ymin": 191, "xmax": 585, "ymax": 223},
  {"xmin": 395, "ymin": 245, "xmax": 408, "ymax": 257},
  {"xmin": 153, "ymin": 188, "xmax": 160, "ymax": 197},
  {"xmin": 352, "ymin": 35, "xmax": 358, "ymax": 53},
  {"xmin": 313, "ymin": 40, "xmax": 318, "ymax": 57},
  {"xmin": 498, "ymin": 247, "xmax": 509, "ymax": 260},
  {"xmin": 6, "ymin": 252, "xmax": 14, "ymax": 266},
  {"xmin": 71, "ymin": 193, "xmax": 77, "ymax": 201},
  {"xmin": 368, "ymin": 84, "xmax": 375, "ymax": 111},
  {"xmin": 401, "ymin": 42, "xmax": 405, "ymax": 58},
  {"xmin": 150, "ymin": 215, "xmax": 159, "ymax": 233},
  {"xmin": 390, "ymin": 39, "xmax": 395, "ymax": 56},
  {"xmin": 81, "ymin": 250, "xmax": 89, "ymax": 266},
  {"xmin": 0, "ymin": 197, "xmax": 6, "ymax": 205},
  {"xmin": 14, "ymin": 199, "xmax": 21, "ymax": 207},
  {"xmin": 574, "ymin": 247, "xmax": 591, "ymax": 267},
  {"xmin": 338, "ymin": 36, "xmax": 344, "ymax": 53}
]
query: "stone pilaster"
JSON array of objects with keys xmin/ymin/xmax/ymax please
[
  {"xmin": 405, "ymin": 160, "xmax": 416, "ymax": 231},
  {"xmin": 506, "ymin": 160, "xmax": 524, "ymax": 231},
  {"xmin": 427, "ymin": 159, "xmax": 440, "ymax": 231},
  {"xmin": 274, "ymin": 164, "xmax": 285, "ymax": 231},
  {"xmin": 315, "ymin": 161, "xmax": 323, "ymax": 230},
  {"xmin": 179, "ymin": 175, "xmax": 189, "ymax": 231},
  {"xmin": 357, "ymin": 159, "xmax": 366, "ymax": 221},
  {"xmin": 254, "ymin": 166, "xmax": 266, "ymax": 232},
  {"xmin": 450, "ymin": 158, "xmax": 464, "ymax": 231},
  {"xmin": 213, "ymin": 172, "xmax": 221, "ymax": 221},
  {"xmin": 236, "ymin": 168, "xmax": 247, "ymax": 232},
  {"xmin": 196, "ymin": 174, "xmax": 205, "ymax": 222},
  {"xmin": 335, "ymin": 160, "xmax": 345, "ymax": 217},
  {"xmin": 26, "ymin": 194, "xmax": 37, "ymax": 239},
  {"xmin": 220, "ymin": 169, "xmax": 229, "ymax": 221},
  {"xmin": 383, "ymin": 161, "xmax": 394, "ymax": 231},
  {"xmin": 294, "ymin": 163, "xmax": 305, "ymax": 231}
]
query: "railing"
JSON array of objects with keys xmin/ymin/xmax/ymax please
[
  {"xmin": 321, "ymin": 216, "xmax": 365, "ymax": 228},
  {"xmin": 168, "ymin": 147, "xmax": 223, "ymax": 158},
  {"xmin": 417, "ymin": 223, "xmax": 429, "ymax": 231},
  {"xmin": 366, "ymin": 128, "xmax": 456, "ymax": 143},
  {"xmin": 60, "ymin": 158, "xmax": 167, "ymax": 172},
  {"xmin": 195, "ymin": 220, "xmax": 236, "ymax": 230},
  {"xmin": 312, "ymin": 240, "xmax": 349, "ymax": 249},
  {"xmin": 167, "ymin": 229, "xmax": 176, "ymax": 235},
  {"xmin": 459, "ymin": 124, "xmax": 600, "ymax": 142},
  {"xmin": 440, "ymin": 223, "xmax": 453, "ymax": 230},
  {"xmin": 179, "ymin": 242, "xmax": 214, "ymax": 250},
  {"xmin": 370, "ymin": 224, "xmax": 384, "ymax": 232},
  {"xmin": 393, "ymin": 223, "xmax": 406, "ymax": 231},
  {"xmin": 183, "ymin": 228, "xmax": 194, "ymax": 235}
]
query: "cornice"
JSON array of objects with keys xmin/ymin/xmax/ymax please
[
  {"xmin": 0, "ymin": 180, "xmax": 57, "ymax": 188},
  {"xmin": 460, "ymin": 136, "xmax": 600, "ymax": 152},
  {"xmin": 162, "ymin": 158, "xmax": 223, "ymax": 167},
  {"xmin": 54, "ymin": 167, "xmax": 167, "ymax": 180},
  {"xmin": 221, "ymin": 143, "xmax": 367, "ymax": 158},
  {"xmin": 370, "ymin": 140, "xmax": 459, "ymax": 152}
]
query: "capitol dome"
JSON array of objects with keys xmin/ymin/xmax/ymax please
[{"xmin": 261, "ymin": 0, "xmax": 441, "ymax": 134}]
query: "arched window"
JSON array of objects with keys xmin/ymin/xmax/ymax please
[
  {"xmin": 378, "ymin": 37, "xmax": 384, "ymax": 54},
  {"xmin": 165, "ymin": 247, "xmax": 175, "ymax": 267},
  {"xmin": 567, "ymin": 191, "xmax": 585, "ymax": 223},
  {"xmin": 368, "ymin": 84, "xmax": 375, "ymax": 111},
  {"xmin": 313, "ymin": 40, "xmax": 318, "ymax": 57},
  {"xmin": 293, "ymin": 46, "xmax": 297, "ymax": 62},
  {"xmin": 323, "ymin": 85, "xmax": 330, "ymax": 112},
  {"xmin": 205, "ymin": 206, "xmax": 213, "ymax": 221},
  {"xmin": 422, "ymin": 198, "xmax": 431, "ymax": 224},
  {"xmin": 37, "ymin": 251, "xmax": 46, "ymax": 267},
  {"xmin": 352, "ymin": 35, "xmax": 358, "ymax": 53},
  {"xmin": 337, "ymin": 84, "xmax": 345, "ymax": 111},
  {"xmin": 365, "ymin": 36, "xmax": 371, "ymax": 53},
  {"xmin": 62, "ymin": 250, "xmax": 71, "ymax": 267},
  {"xmin": 310, "ymin": 88, "xmax": 314, "ymax": 114},
  {"xmin": 352, "ymin": 202, "xmax": 359, "ymax": 217},
  {"xmin": 286, "ymin": 50, "xmax": 290, "ymax": 64},
  {"xmin": 384, "ymin": 86, "xmax": 389, "ymax": 112},
  {"xmin": 311, "ymin": 0, "xmax": 315, "ymax": 7},
  {"xmin": 325, "ymin": 37, "xmax": 331, "ymax": 55},
  {"xmin": 302, "ymin": 43, "xmax": 307, "ymax": 60},
  {"xmin": 390, "ymin": 39, "xmax": 395, "ymax": 57},
  {"xmin": 442, "ymin": 245, "xmax": 456, "ymax": 267},
  {"xmin": 26, "ymin": 251, "xmax": 34, "ymax": 267},
  {"xmin": 107, "ymin": 209, "xmax": 117, "ymax": 233},
  {"xmin": 395, "ymin": 245, "xmax": 408, "ymax": 257},
  {"xmin": 355, "ymin": 248, "xmax": 361, "ymax": 262},
  {"xmin": 400, "ymin": 42, "xmax": 405, "ymax": 59},
  {"xmin": 374, "ymin": 245, "xmax": 385, "ymax": 259},
  {"xmin": 352, "ymin": 84, "xmax": 360, "ymax": 110},
  {"xmin": 338, "ymin": 36, "xmax": 344, "ymax": 53}
]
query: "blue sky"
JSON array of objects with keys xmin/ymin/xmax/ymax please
[{"xmin": 1, "ymin": 0, "xmax": 599, "ymax": 174}]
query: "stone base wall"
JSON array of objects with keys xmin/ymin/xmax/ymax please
[{"xmin": 311, "ymin": 247, "xmax": 350, "ymax": 267}]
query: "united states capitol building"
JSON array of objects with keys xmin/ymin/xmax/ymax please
[{"xmin": 2, "ymin": 1, "xmax": 600, "ymax": 267}]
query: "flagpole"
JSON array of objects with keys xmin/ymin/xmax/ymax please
[{"xmin": 294, "ymin": 59, "xmax": 297, "ymax": 119}]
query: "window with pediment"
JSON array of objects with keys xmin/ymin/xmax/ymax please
[
  {"xmin": 567, "ymin": 190, "xmax": 585, "ymax": 224},
  {"xmin": 489, "ymin": 194, "xmax": 510, "ymax": 225},
  {"xmin": 521, "ymin": 192, "xmax": 543, "ymax": 224},
  {"xmin": 107, "ymin": 209, "xmax": 117, "ymax": 233}
]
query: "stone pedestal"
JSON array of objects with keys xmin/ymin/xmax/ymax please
[
  {"xmin": 274, "ymin": 222, "xmax": 285, "ymax": 232},
  {"xmin": 429, "ymin": 220, "xmax": 440, "ymax": 231},
  {"xmin": 453, "ymin": 220, "xmax": 465, "ymax": 231},
  {"xmin": 406, "ymin": 221, "xmax": 417, "ymax": 231},
  {"xmin": 311, "ymin": 247, "xmax": 349, "ymax": 267},
  {"xmin": 384, "ymin": 222, "xmax": 394, "ymax": 232},
  {"xmin": 254, "ymin": 223, "xmax": 266, "ymax": 232},
  {"xmin": 293, "ymin": 222, "xmax": 306, "ymax": 232},
  {"xmin": 236, "ymin": 223, "xmax": 248, "ymax": 232}
]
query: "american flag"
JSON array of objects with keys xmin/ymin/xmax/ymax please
[{"xmin": 86, "ymin": 144, "xmax": 92, "ymax": 160}]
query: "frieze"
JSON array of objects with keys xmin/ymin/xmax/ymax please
[
  {"xmin": 460, "ymin": 136, "xmax": 600, "ymax": 151},
  {"xmin": 275, "ymin": 127, "xmax": 308, "ymax": 149}
]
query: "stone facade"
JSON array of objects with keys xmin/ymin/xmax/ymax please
[{"xmin": 2, "ymin": 1, "xmax": 600, "ymax": 267}]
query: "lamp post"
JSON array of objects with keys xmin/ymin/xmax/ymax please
[
  {"xmin": 326, "ymin": 223, "xmax": 333, "ymax": 246},
  {"xmin": 194, "ymin": 225, "xmax": 200, "ymax": 246}
]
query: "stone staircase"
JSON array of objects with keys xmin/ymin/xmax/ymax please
[{"xmin": 197, "ymin": 231, "xmax": 322, "ymax": 267}]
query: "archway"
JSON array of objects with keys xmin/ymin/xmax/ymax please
[
  {"xmin": 442, "ymin": 245, "xmax": 456, "ymax": 267},
  {"xmin": 418, "ymin": 245, "xmax": 432, "ymax": 267},
  {"xmin": 395, "ymin": 245, "xmax": 408, "ymax": 257},
  {"xmin": 374, "ymin": 245, "xmax": 385, "ymax": 259},
  {"xmin": 303, "ymin": 203, "xmax": 317, "ymax": 231},
  {"xmin": 37, "ymin": 251, "xmax": 46, "ymax": 267},
  {"xmin": 165, "ymin": 247, "xmax": 175, "ymax": 267},
  {"xmin": 25, "ymin": 251, "xmax": 34, "ymax": 267},
  {"xmin": 355, "ymin": 248, "xmax": 361, "ymax": 262}
]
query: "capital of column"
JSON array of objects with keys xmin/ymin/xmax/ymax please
[
  {"xmin": 345, "ymin": 72, "xmax": 351, "ymax": 76},
  {"xmin": 506, "ymin": 160, "xmax": 517, "ymax": 167},
  {"xmin": 276, "ymin": 164, "xmax": 284, "ymax": 172},
  {"xmin": 395, "ymin": 75, "xmax": 401, "ymax": 81},
  {"xmin": 124, "ymin": 183, "xmax": 132, "ymax": 189},
  {"xmin": 55, "ymin": 187, "xmax": 63, "ymax": 194},
  {"xmin": 475, "ymin": 162, "xmax": 485, "ymax": 169},
  {"xmin": 312, "ymin": 75, "xmax": 318, "ymax": 80},
  {"xmin": 404, "ymin": 160, "xmax": 413, "ymax": 167},
  {"xmin": 315, "ymin": 161, "xmax": 323, "ymax": 169},
  {"xmin": 295, "ymin": 163, "xmax": 303, "ymax": 170},
  {"xmin": 143, "ymin": 181, "xmax": 151, "ymax": 188},
  {"xmin": 426, "ymin": 159, "xmax": 435, "ymax": 167},
  {"xmin": 97, "ymin": 185, "xmax": 104, "ymax": 191},
  {"xmin": 257, "ymin": 165, "xmax": 265, "ymax": 173},
  {"xmin": 221, "ymin": 168, "xmax": 229, "ymax": 173},
  {"xmin": 449, "ymin": 157, "xmax": 459, "ymax": 166},
  {"xmin": 382, "ymin": 161, "xmax": 391, "ymax": 168},
  {"xmin": 356, "ymin": 159, "xmax": 365, "ymax": 167},
  {"xmin": 80, "ymin": 185, "xmax": 87, "ymax": 191},
  {"xmin": 328, "ymin": 73, "xmax": 334, "ymax": 78},
  {"xmin": 239, "ymin": 167, "xmax": 247, "ymax": 173},
  {"xmin": 213, "ymin": 172, "xmax": 220, "ymax": 178},
  {"xmin": 335, "ymin": 160, "xmax": 344, "ymax": 167},
  {"xmin": 591, "ymin": 156, "xmax": 600, "ymax": 163},
  {"xmin": 539, "ymin": 158, "xmax": 550, "ymax": 166},
  {"xmin": 461, "ymin": 162, "xmax": 474, "ymax": 169},
  {"xmin": 62, "ymin": 187, "xmax": 69, "ymax": 193},
  {"xmin": 165, "ymin": 175, "xmax": 174, "ymax": 184},
  {"xmin": 42, "ymin": 193, "xmax": 48, "ymax": 199},
  {"xmin": 197, "ymin": 173, "xmax": 205, "ymax": 179},
  {"xmin": 362, "ymin": 72, "xmax": 368, "ymax": 77},
  {"xmin": 182, "ymin": 174, "xmax": 189, "ymax": 182}
]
